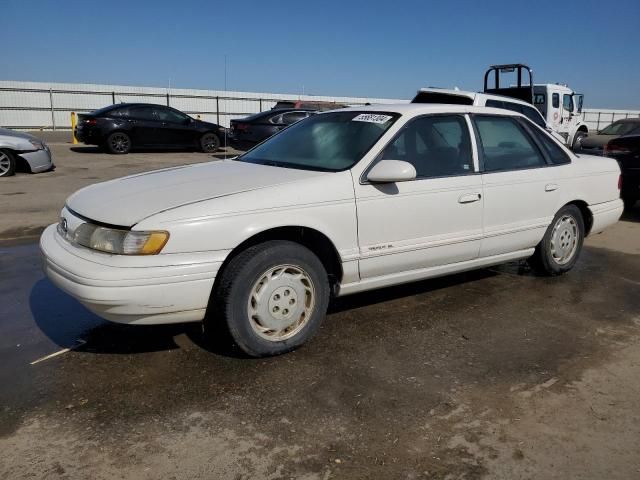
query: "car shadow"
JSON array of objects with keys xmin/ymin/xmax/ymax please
[
  {"xmin": 29, "ymin": 263, "xmax": 523, "ymax": 359},
  {"xmin": 30, "ymin": 278, "xmax": 186, "ymax": 354},
  {"xmin": 69, "ymin": 146, "xmax": 104, "ymax": 154}
]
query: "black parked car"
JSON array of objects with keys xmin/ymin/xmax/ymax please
[
  {"xmin": 578, "ymin": 118, "xmax": 640, "ymax": 155},
  {"xmin": 229, "ymin": 109, "xmax": 315, "ymax": 150},
  {"xmin": 603, "ymin": 134, "xmax": 640, "ymax": 208},
  {"xmin": 75, "ymin": 103, "xmax": 226, "ymax": 154}
]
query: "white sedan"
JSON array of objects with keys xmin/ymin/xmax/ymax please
[{"xmin": 40, "ymin": 104, "xmax": 623, "ymax": 356}]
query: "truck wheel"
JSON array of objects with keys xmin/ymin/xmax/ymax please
[
  {"xmin": 206, "ymin": 240, "xmax": 330, "ymax": 357},
  {"xmin": 0, "ymin": 149, "xmax": 16, "ymax": 177},
  {"xmin": 529, "ymin": 205, "xmax": 584, "ymax": 275},
  {"xmin": 106, "ymin": 132, "xmax": 131, "ymax": 154},
  {"xmin": 572, "ymin": 131, "xmax": 587, "ymax": 151}
]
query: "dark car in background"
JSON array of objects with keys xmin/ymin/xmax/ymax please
[
  {"xmin": 603, "ymin": 134, "xmax": 640, "ymax": 208},
  {"xmin": 229, "ymin": 109, "xmax": 315, "ymax": 150},
  {"xmin": 578, "ymin": 118, "xmax": 640, "ymax": 155},
  {"xmin": 75, "ymin": 103, "xmax": 226, "ymax": 154}
]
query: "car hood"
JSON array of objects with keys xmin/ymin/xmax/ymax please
[
  {"xmin": 0, "ymin": 128, "xmax": 39, "ymax": 141},
  {"xmin": 580, "ymin": 134, "xmax": 615, "ymax": 149},
  {"xmin": 66, "ymin": 160, "xmax": 325, "ymax": 226}
]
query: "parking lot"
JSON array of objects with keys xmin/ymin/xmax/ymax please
[{"xmin": 0, "ymin": 139, "xmax": 638, "ymax": 479}]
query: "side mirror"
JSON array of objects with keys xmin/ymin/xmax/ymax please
[{"xmin": 367, "ymin": 160, "xmax": 417, "ymax": 183}]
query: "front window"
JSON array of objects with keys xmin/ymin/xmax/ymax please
[
  {"xmin": 563, "ymin": 94, "xmax": 574, "ymax": 113},
  {"xmin": 379, "ymin": 115, "xmax": 473, "ymax": 177},
  {"xmin": 238, "ymin": 111, "xmax": 399, "ymax": 172}
]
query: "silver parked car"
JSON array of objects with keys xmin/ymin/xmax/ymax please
[{"xmin": 0, "ymin": 128, "xmax": 54, "ymax": 177}]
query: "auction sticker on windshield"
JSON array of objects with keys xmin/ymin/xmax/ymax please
[{"xmin": 352, "ymin": 114, "xmax": 393, "ymax": 124}]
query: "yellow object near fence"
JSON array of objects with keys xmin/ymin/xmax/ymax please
[{"xmin": 71, "ymin": 112, "xmax": 78, "ymax": 144}]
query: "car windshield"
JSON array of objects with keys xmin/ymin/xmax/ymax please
[
  {"xmin": 600, "ymin": 121, "xmax": 640, "ymax": 136},
  {"xmin": 237, "ymin": 111, "xmax": 399, "ymax": 172}
]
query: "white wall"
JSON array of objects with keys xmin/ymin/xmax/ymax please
[
  {"xmin": 1, "ymin": 80, "xmax": 638, "ymax": 131},
  {"xmin": 0, "ymin": 80, "xmax": 405, "ymax": 129}
]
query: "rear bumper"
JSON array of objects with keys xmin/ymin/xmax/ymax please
[
  {"xmin": 74, "ymin": 126, "xmax": 102, "ymax": 145},
  {"xmin": 588, "ymin": 198, "xmax": 624, "ymax": 235},
  {"xmin": 40, "ymin": 224, "xmax": 222, "ymax": 325}
]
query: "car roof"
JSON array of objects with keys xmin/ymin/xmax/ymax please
[{"xmin": 331, "ymin": 103, "xmax": 526, "ymax": 118}]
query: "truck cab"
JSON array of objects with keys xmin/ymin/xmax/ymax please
[
  {"xmin": 533, "ymin": 84, "xmax": 587, "ymax": 148},
  {"xmin": 484, "ymin": 64, "xmax": 589, "ymax": 150}
]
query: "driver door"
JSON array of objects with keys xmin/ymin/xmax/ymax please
[
  {"xmin": 354, "ymin": 114, "xmax": 483, "ymax": 279},
  {"xmin": 153, "ymin": 106, "xmax": 196, "ymax": 147}
]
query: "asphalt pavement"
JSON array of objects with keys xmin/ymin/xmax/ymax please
[{"xmin": 1, "ymin": 211, "xmax": 639, "ymax": 479}]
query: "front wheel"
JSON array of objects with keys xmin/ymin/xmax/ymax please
[
  {"xmin": 206, "ymin": 240, "xmax": 329, "ymax": 357},
  {"xmin": 572, "ymin": 131, "xmax": 588, "ymax": 151},
  {"xmin": 0, "ymin": 149, "xmax": 16, "ymax": 177},
  {"xmin": 529, "ymin": 204, "xmax": 584, "ymax": 275},
  {"xmin": 201, "ymin": 133, "xmax": 220, "ymax": 153}
]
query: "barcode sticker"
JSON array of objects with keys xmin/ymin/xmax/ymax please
[{"xmin": 352, "ymin": 114, "xmax": 392, "ymax": 124}]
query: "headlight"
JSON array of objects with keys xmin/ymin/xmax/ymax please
[
  {"xmin": 58, "ymin": 222, "xmax": 169, "ymax": 255},
  {"xmin": 29, "ymin": 140, "xmax": 45, "ymax": 150}
]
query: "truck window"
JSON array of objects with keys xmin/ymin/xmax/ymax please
[
  {"xmin": 563, "ymin": 95, "xmax": 574, "ymax": 112},
  {"xmin": 552, "ymin": 93, "xmax": 559, "ymax": 109},
  {"xmin": 534, "ymin": 94, "xmax": 545, "ymax": 105}
]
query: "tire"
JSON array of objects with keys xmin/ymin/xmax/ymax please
[
  {"xmin": 529, "ymin": 204, "xmax": 585, "ymax": 275},
  {"xmin": 201, "ymin": 132, "xmax": 221, "ymax": 153},
  {"xmin": 572, "ymin": 131, "xmax": 588, "ymax": 151},
  {"xmin": 0, "ymin": 149, "xmax": 16, "ymax": 177},
  {"xmin": 106, "ymin": 132, "xmax": 131, "ymax": 154},
  {"xmin": 206, "ymin": 240, "xmax": 330, "ymax": 357}
]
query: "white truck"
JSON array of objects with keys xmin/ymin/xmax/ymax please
[{"xmin": 483, "ymin": 64, "xmax": 589, "ymax": 150}]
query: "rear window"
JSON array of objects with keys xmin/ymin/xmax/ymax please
[{"xmin": 526, "ymin": 123, "xmax": 571, "ymax": 165}]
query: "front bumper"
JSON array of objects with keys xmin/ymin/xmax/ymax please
[
  {"xmin": 19, "ymin": 147, "xmax": 53, "ymax": 173},
  {"xmin": 40, "ymin": 224, "xmax": 223, "ymax": 325}
]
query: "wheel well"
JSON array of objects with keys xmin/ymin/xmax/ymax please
[
  {"xmin": 577, "ymin": 125, "xmax": 588, "ymax": 133},
  {"xmin": 0, "ymin": 148, "xmax": 30, "ymax": 172},
  {"xmin": 214, "ymin": 226, "xmax": 343, "ymax": 294},
  {"xmin": 566, "ymin": 200, "xmax": 593, "ymax": 235}
]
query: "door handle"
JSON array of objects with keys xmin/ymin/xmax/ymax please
[
  {"xmin": 545, "ymin": 183, "xmax": 559, "ymax": 192},
  {"xmin": 458, "ymin": 193, "xmax": 482, "ymax": 204}
]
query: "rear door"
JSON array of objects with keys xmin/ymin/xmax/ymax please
[
  {"xmin": 127, "ymin": 106, "xmax": 159, "ymax": 146},
  {"xmin": 473, "ymin": 114, "xmax": 560, "ymax": 257}
]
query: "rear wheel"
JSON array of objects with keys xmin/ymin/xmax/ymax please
[
  {"xmin": 106, "ymin": 132, "xmax": 131, "ymax": 154},
  {"xmin": 205, "ymin": 240, "xmax": 329, "ymax": 357},
  {"xmin": 529, "ymin": 204, "xmax": 584, "ymax": 275},
  {"xmin": 0, "ymin": 149, "xmax": 16, "ymax": 177},
  {"xmin": 201, "ymin": 133, "xmax": 220, "ymax": 153}
]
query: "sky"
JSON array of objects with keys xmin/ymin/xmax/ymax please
[{"xmin": 1, "ymin": 0, "xmax": 639, "ymax": 109}]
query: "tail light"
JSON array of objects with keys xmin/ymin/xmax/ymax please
[
  {"xmin": 84, "ymin": 118, "xmax": 97, "ymax": 126},
  {"xmin": 603, "ymin": 143, "xmax": 631, "ymax": 156},
  {"xmin": 618, "ymin": 174, "xmax": 622, "ymax": 191},
  {"xmin": 233, "ymin": 123, "xmax": 249, "ymax": 132}
]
